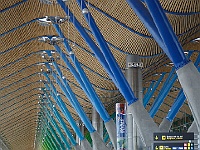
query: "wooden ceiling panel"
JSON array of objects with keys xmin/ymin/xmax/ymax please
[{"xmin": 0, "ymin": 0, "xmax": 199, "ymax": 149}]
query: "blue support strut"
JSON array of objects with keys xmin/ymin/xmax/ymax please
[
  {"xmin": 48, "ymin": 124, "xmax": 67, "ymax": 150},
  {"xmin": 68, "ymin": 0, "xmax": 138, "ymax": 105},
  {"xmin": 52, "ymin": 20, "xmax": 117, "ymax": 86},
  {"xmin": 43, "ymin": 89, "xmax": 77, "ymax": 146},
  {"xmin": 143, "ymin": 73, "xmax": 166, "ymax": 107},
  {"xmin": 43, "ymin": 81, "xmax": 84, "ymax": 140},
  {"xmin": 149, "ymin": 74, "xmax": 177, "ymax": 117},
  {"xmin": 49, "ymin": 46, "xmax": 111, "ymax": 122},
  {"xmin": 144, "ymin": 0, "xmax": 189, "ymax": 69},
  {"xmin": 45, "ymin": 63, "xmax": 95, "ymax": 133},
  {"xmin": 126, "ymin": 0, "xmax": 166, "ymax": 50},
  {"xmin": 167, "ymin": 90, "xmax": 185, "ymax": 121},
  {"xmin": 42, "ymin": 106, "xmax": 71, "ymax": 149},
  {"xmin": 40, "ymin": 111, "xmax": 66, "ymax": 150},
  {"xmin": 150, "ymin": 51, "xmax": 193, "ymax": 117},
  {"xmin": 56, "ymin": 1, "xmax": 137, "ymax": 105},
  {"xmin": 143, "ymin": 81, "xmax": 155, "ymax": 101},
  {"xmin": 166, "ymin": 53, "xmax": 200, "ymax": 121}
]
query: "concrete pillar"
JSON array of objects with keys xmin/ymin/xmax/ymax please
[
  {"xmin": 127, "ymin": 113, "xmax": 133, "ymax": 150},
  {"xmin": 76, "ymin": 120, "xmax": 84, "ymax": 145},
  {"xmin": 125, "ymin": 55, "xmax": 144, "ymax": 150},
  {"xmin": 92, "ymin": 107, "xmax": 103, "ymax": 150},
  {"xmin": 177, "ymin": 62, "xmax": 200, "ymax": 132},
  {"xmin": 176, "ymin": 62, "xmax": 200, "ymax": 149},
  {"xmin": 92, "ymin": 107, "xmax": 103, "ymax": 138},
  {"xmin": 159, "ymin": 118, "xmax": 172, "ymax": 132}
]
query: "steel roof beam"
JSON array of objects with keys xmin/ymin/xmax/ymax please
[
  {"xmin": 0, "ymin": 106, "xmax": 38, "ymax": 127},
  {"xmin": 0, "ymin": 102, "xmax": 38, "ymax": 120},
  {"xmin": 0, "ymin": 72, "xmax": 40, "ymax": 92},
  {"xmin": 0, "ymin": 136, "xmax": 10, "ymax": 150},
  {"xmin": 0, "ymin": 89, "xmax": 40, "ymax": 106}
]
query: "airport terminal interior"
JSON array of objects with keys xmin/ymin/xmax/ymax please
[{"xmin": 0, "ymin": 0, "xmax": 200, "ymax": 149}]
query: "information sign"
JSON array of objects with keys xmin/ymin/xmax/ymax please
[
  {"xmin": 154, "ymin": 142, "xmax": 194, "ymax": 150},
  {"xmin": 154, "ymin": 132, "xmax": 194, "ymax": 141}
]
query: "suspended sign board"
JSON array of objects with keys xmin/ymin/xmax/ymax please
[
  {"xmin": 116, "ymin": 103, "xmax": 127, "ymax": 150},
  {"xmin": 153, "ymin": 142, "xmax": 194, "ymax": 150},
  {"xmin": 153, "ymin": 132, "xmax": 194, "ymax": 141}
]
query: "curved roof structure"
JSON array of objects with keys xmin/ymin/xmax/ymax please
[{"xmin": 0, "ymin": 0, "xmax": 200, "ymax": 149}]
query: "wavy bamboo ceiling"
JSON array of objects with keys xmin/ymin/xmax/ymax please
[{"xmin": 0, "ymin": 0, "xmax": 200, "ymax": 149}]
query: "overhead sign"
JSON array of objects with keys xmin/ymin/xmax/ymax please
[
  {"xmin": 154, "ymin": 132, "xmax": 194, "ymax": 141},
  {"xmin": 154, "ymin": 142, "xmax": 194, "ymax": 150}
]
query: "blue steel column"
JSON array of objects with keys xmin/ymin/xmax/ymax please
[
  {"xmin": 51, "ymin": 30, "xmax": 112, "ymax": 122},
  {"xmin": 149, "ymin": 74, "xmax": 177, "ymax": 117},
  {"xmin": 49, "ymin": 43, "xmax": 116, "ymax": 149},
  {"xmin": 44, "ymin": 63, "xmax": 95, "ymax": 133},
  {"xmin": 41, "ymin": 103, "xmax": 71, "ymax": 149},
  {"xmin": 55, "ymin": 1, "xmax": 137, "ymax": 105},
  {"xmin": 144, "ymin": 0, "xmax": 189, "ymax": 69},
  {"xmin": 128, "ymin": 0, "xmax": 200, "ymax": 136},
  {"xmin": 160, "ymin": 53, "xmax": 200, "ymax": 131},
  {"xmin": 56, "ymin": 1, "xmax": 159, "ymax": 147},
  {"xmin": 44, "ymin": 63, "xmax": 109, "ymax": 150},
  {"xmin": 42, "ymin": 90, "xmax": 81, "ymax": 150},
  {"xmin": 143, "ymin": 81, "xmax": 155, "ymax": 104},
  {"xmin": 39, "ymin": 102, "xmax": 69, "ymax": 149},
  {"xmin": 43, "ymin": 82, "xmax": 92, "ymax": 150},
  {"xmin": 159, "ymin": 90, "xmax": 185, "ymax": 132},
  {"xmin": 143, "ymin": 73, "xmax": 166, "ymax": 107},
  {"xmin": 143, "ymin": 0, "xmax": 200, "ymax": 132}
]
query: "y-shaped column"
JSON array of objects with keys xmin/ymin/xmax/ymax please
[
  {"xmin": 126, "ymin": 55, "xmax": 145, "ymax": 150},
  {"xmin": 92, "ymin": 107, "xmax": 103, "ymax": 150}
]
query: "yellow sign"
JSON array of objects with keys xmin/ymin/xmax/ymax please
[
  {"xmin": 159, "ymin": 146, "xmax": 164, "ymax": 150},
  {"xmin": 155, "ymin": 136, "xmax": 158, "ymax": 140},
  {"xmin": 162, "ymin": 136, "xmax": 166, "ymax": 140}
]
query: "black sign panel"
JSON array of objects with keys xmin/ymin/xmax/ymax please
[
  {"xmin": 154, "ymin": 132, "xmax": 194, "ymax": 141},
  {"xmin": 154, "ymin": 142, "xmax": 194, "ymax": 150}
]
